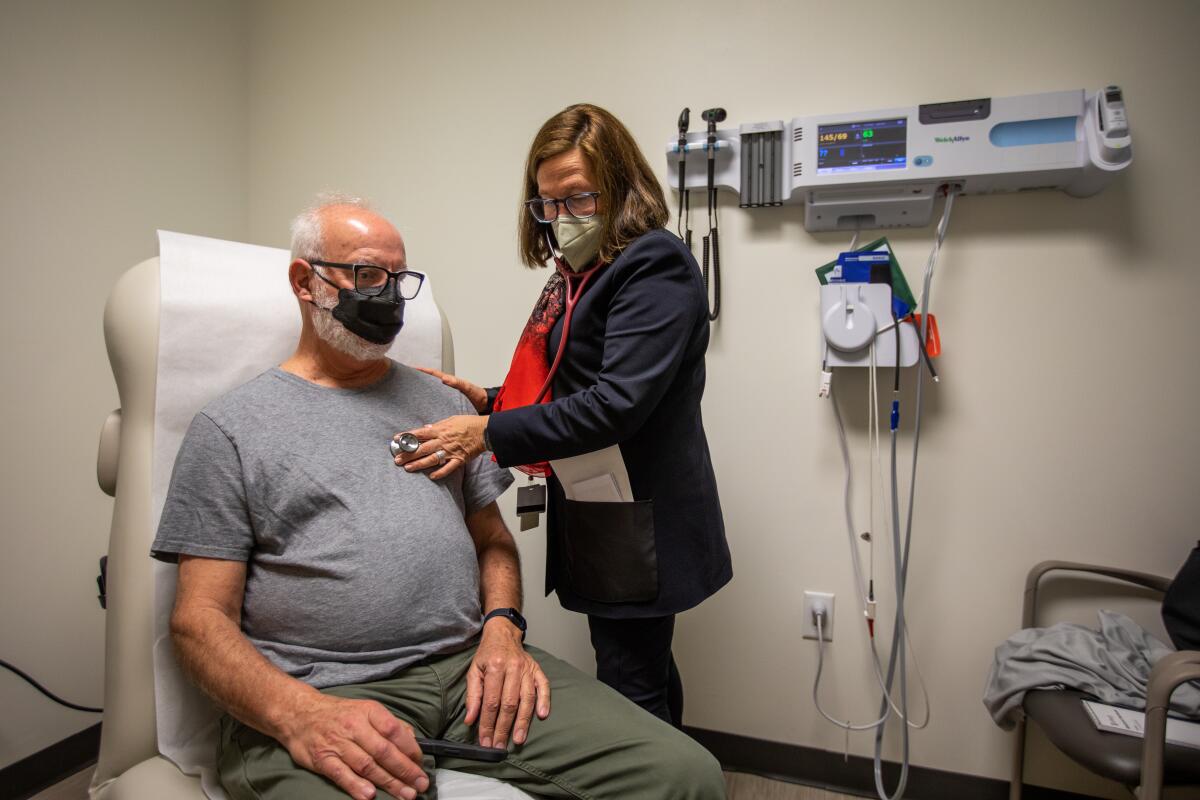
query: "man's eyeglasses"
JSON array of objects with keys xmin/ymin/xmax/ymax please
[
  {"xmin": 524, "ymin": 192, "xmax": 601, "ymax": 223},
  {"xmin": 309, "ymin": 260, "xmax": 426, "ymax": 299}
]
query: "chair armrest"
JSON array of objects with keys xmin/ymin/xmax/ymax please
[
  {"xmin": 97, "ymin": 409, "xmax": 122, "ymax": 497},
  {"xmin": 1139, "ymin": 650, "xmax": 1200, "ymax": 800},
  {"xmin": 1022, "ymin": 560, "xmax": 1172, "ymax": 628}
]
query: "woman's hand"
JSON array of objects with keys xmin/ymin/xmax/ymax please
[
  {"xmin": 395, "ymin": 416, "xmax": 488, "ymax": 480},
  {"xmin": 414, "ymin": 367, "xmax": 489, "ymax": 413}
]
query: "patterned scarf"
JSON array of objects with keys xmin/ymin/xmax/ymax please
[
  {"xmin": 492, "ymin": 257, "xmax": 607, "ymax": 476},
  {"xmin": 492, "ymin": 270, "xmax": 567, "ymax": 476}
]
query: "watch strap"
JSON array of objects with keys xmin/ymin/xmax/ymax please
[
  {"xmin": 482, "ymin": 386, "xmax": 500, "ymax": 415},
  {"xmin": 483, "ymin": 607, "xmax": 526, "ymax": 641}
]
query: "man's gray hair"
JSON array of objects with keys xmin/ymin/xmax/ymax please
[{"xmin": 289, "ymin": 192, "xmax": 374, "ymax": 261}]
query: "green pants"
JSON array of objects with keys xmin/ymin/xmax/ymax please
[{"xmin": 218, "ymin": 644, "xmax": 725, "ymax": 800}]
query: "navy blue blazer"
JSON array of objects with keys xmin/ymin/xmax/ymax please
[{"xmin": 487, "ymin": 228, "xmax": 732, "ymax": 618}]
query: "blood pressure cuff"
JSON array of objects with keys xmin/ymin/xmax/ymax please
[
  {"xmin": 815, "ymin": 236, "xmax": 918, "ymax": 320},
  {"xmin": 1162, "ymin": 541, "xmax": 1200, "ymax": 651}
]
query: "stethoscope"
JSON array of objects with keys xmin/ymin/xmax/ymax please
[{"xmin": 506, "ymin": 229, "xmax": 605, "ymax": 479}]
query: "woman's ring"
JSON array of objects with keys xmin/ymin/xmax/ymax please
[{"xmin": 435, "ymin": 449, "xmax": 447, "ymax": 466}]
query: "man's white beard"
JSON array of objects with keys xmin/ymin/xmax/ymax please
[{"xmin": 309, "ymin": 280, "xmax": 393, "ymax": 362}]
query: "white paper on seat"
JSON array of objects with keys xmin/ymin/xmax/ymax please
[
  {"xmin": 1081, "ymin": 699, "xmax": 1200, "ymax": 750},
  {"xmin": 432, "ymin": 768, "xmax": 539, "ymax": 799},
  {"xmin": 150, "ymin": 231, "xmax": 444, "ymax": 799}
]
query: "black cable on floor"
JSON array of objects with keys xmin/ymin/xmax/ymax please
[{"xmin": 0, "ymin": 658, "xmax": 102, "ymax": 713}]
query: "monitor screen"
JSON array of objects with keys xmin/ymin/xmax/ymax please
[{"xmin": 817, "ymin": 118, "xmax": 907, "ymax": 175}]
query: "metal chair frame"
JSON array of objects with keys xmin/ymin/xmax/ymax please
[{"xmin": 1009, "ymin": 560, "xmax": 1200, "ymax": 800}]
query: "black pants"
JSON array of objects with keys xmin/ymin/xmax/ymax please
[
  {"xmin": 587, "ymin": 614, "xmax": 684, "ymax": 727},
  {"xmin": 1164, "ymin": 540, "xmax": 1200, "ymax": 651}
]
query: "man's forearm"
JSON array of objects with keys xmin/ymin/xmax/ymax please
[
  {"xmin": 478, "ymin": 534, "xmax": 522, "ymax": 612},
  {"xmin": 172, "ymin": 605, "xmax": 321, "ymax": 740},
  {"xmin": 467, "ymin": 502, "xmax": 523, "ymax": 613}
]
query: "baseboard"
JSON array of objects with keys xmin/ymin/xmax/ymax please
[
  {"xmin": 685, "ymin": 726, "xmax": 1103, "ymax": 800},
  {"xmin": 0, "ymin": 723, "xmax": 101, "ymax": 800}
]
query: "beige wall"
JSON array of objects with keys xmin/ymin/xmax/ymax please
[
  {"xmin": 4, "ymin": 0, "xmax": 1198, "ymax": 795},
  {"xmin": 0, "ymin": 0, "xmax": 248, "ymax": 769}
]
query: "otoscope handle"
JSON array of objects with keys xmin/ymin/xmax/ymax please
[{"xmin": 708, "ymin": 227, "xmax": 721, "ymax": 321}]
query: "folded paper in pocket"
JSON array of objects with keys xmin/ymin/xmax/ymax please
[
  {"xmin": 550, "ymin": 445, "xmax": 632, "ymax": 503},
  {"xmin": 571, "ymin": 473, "xmax": 623, "ymax": 502}
]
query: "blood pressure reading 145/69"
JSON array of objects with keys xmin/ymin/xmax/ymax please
[{"xmin": 817, "ymin": 117, "xmax": 907, "ymax": 175}]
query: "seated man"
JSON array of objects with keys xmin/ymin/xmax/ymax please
[{"xmin": 151, "ymin": 195, "xmax": 725, "ymax": 800}]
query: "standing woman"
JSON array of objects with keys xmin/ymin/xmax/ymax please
[{"xmin": 397, "ymin": 104, "xmax": 732, "ymax": 727}]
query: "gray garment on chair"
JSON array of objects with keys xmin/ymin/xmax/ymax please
[
  {"xmin": 151, "ymin": 363, "xmax": 513, "ymax": 689},
  {"xmin": 984, "ymin": 610, "xmax": 1200, "ymax": 730}
]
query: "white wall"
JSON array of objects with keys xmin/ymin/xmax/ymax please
[
  {"xmin": 241, "ymin": 1, "xmax": 1199, "ymax": 796},
  {"xmin": 0, "ymin": 0, "xmax": 248, "ymax": 770},
  {"xmin": 4, "ymin": 0, "xmax": 1198, "ymax": 796}
]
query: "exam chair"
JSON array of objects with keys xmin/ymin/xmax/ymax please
[
  {"xmin": 1009, "ymin": 561, "xmax": 1200, "ymax": 800},
  {"xmin": 91, "ymin": 233, "xmax": 532, "ymax": 799}
]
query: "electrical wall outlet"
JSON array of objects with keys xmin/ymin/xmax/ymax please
[{"xmin": 802, "ymin": 591, "xmax": 835, "ymax": 641}]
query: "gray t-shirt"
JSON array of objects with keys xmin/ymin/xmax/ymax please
[{"xmin": 151, "ymin": 363, "xmax": 513, "ymax": 688}]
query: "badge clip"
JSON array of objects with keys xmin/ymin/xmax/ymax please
[{"xmin": 516, "ymin": 479, "xmax": 546, "ymax": 531}]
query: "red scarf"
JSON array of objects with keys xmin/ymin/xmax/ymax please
[{"xmin": 493, "ymin": 262, "xmax": 603, "ymax": 476}]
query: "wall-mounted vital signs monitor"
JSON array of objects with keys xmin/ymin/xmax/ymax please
[
  {"xmin": 816, "ymin": 118, "xmax": 907, "ymax": 175},
  {"xmin": 666, "ymin": 87, "xmax": 1132, "ymax": 231}
]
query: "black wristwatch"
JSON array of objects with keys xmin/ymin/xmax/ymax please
[
  {"xmin": 482, "ymin": 386, "xmax": 500, "ymax": 416},
  {"xmin": 483, "ymin": 607, "xmax": 527, "ymax": 641}
]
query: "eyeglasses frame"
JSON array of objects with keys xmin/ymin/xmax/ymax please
[
  {"xmin": 307, "ymin": 259, "xmax": 426, "ymax": 300},
  {"xmin": 524, "ymin": 191, "xmax": 602, "ymax": 223}
]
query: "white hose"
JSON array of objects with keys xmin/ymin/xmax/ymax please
[
  {"xmin": 871, "ymin": 188, "xmax": 957, "ymax": 799},
  {"xmin": 816, "ymin": 190, "xmax": 958, "ymax": 799}
]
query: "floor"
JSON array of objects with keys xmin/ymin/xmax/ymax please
[
  {"xmin": 725, "ymin": 772, "xmax": 865, "ymax": 799},
  {"xmin": 31, "ymin": 767, "xmax": 864, "ymax": 799},
  {"xmin": 28, "ymin": 766, "xmax": 92, "ymax": 800}
]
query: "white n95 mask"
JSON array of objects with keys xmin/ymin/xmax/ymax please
[{"xmin": 551, "ymin": 215, "xmax": 605, "ymax": 272}]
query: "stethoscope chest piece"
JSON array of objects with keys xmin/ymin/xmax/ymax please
[{"xmin": 390, "ymin": 432, "xmax": 420, "ymax": 458}]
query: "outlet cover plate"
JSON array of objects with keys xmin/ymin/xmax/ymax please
[{"xmin": 802, "ymin": 591, "xmax": 835, "ymax": 641}]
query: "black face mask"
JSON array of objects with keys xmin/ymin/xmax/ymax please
[{"xmin": 311, "ymin": 269, "xmax": 406, "ymax": 345}]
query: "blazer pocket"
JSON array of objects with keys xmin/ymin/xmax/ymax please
[{"xmin": 562, "ymin": 499, "xmax": 658, "ymax": 603}]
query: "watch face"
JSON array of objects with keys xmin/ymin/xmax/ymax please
[{"xmin": 491, "ymin": 608, "xmax": 526, "ymax": 631}]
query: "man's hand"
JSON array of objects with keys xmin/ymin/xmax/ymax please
[
  {"xmin": 414, "ymin": 367, "xmax": 489, "ymax": 413},
  {"xmin": 464, "ymin": 618, "xmax": 551, "ymax": 748},
  {"xmin": 277, "ymin": 693, "xmax": 430, "ymax": 800}
]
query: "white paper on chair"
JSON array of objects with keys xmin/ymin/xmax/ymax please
[
  {"xmin": 151, "ymin": 231, "xmax": 444, "ymax": 799},
  {"xmin": 1081, "ymin": 699, "xmax": 1200, "ymax": 750},
  {"xmin": 550, "ymin": 446, "xmax": 632, "ymax": 502}
]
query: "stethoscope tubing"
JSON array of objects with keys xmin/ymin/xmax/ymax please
[{"xmin": 531, "ymin": 260, "xmax": 602, "ymax": 405}]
